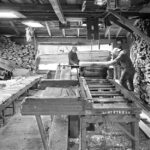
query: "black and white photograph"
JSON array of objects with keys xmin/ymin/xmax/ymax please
[{"xmin": 0, "ymin": 0, "xmax": 150, "ymax": 150}]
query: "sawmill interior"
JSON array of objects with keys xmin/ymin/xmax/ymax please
[{"xmin": 0, "ymin": 0, "xmax": 150, "ymax": 150}]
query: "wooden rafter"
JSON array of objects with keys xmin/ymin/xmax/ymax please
[
  {"xmin": 126, "ymin": 19, "xmax": 139, "ymax": 37},
  {"xmin": 48, "ymin": 0, "xmax": 66, "ymax": 24},
  {"xmin": 9, "ymin": 21, "xmax": 20, "ymax": 35},
  {"xmin": 109, "ymin": 10, "xmax": 150, "ymax": 44},
  {"xmin": 45, "ymin": 22, "xmax": 52, "ymax": 37},
  {"xmin": 0, "ymin": 3, "xmax": 81, "ymax": 11},
  {"xmin": 116, "ymin": 27, "xmax": 122, "ymax": 37},
  {"xmin": 105, "ymin": 26, "xmax": 111, "ymax": 37},
  {"xmin": 13, "ymin": 37, "xmax": 113, "ymax": 44}
]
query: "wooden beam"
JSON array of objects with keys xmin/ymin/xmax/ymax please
[
  {"xmin": 116, "ymin": 27, "xmax": 122, "ymax": 37},
  {"xmin": 45, "ymin": 22, "xmax": 52, "ymax": 37},
  {"xmin": 12, "ymin": 37, "xmax": 114, "ymax": 45},
  {"xmin": 126, "ymin": 19, "xmax": 139, "ymax": 37},
  {"xmin": 21, "ymin": 97, "xmax": 83, "ymax": 115},
  {"xmin": 109, "ymin": 15, "xmax": 133, "ymax": 33},
  {"xmin": 109, "ymin": 10, "xmax": 150, "ymax": 44},
  {"xmin": 9, "ymin": 21, "xmax": 20, "ymax": 35},
  {"xmin": 48, "ymin": 0, "xmax": 66, "ymax": 24},
  {"xmin": 0, "ymin": 3, "xmax": 80, "ymax": 12},
  {"xmin": 39, "ymin": 79, "xmax": 79, "ymax": 89},
  {"xmin": 105, "ymin": 26, "xmax": 111, "ymax": 37}
]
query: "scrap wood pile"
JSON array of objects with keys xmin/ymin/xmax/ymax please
[
  {"xmin": 0, "ymin": 36, "xmax": 36, "ymax": 70},
  {"xmin": 130, "ymin": 19, "xmax": 150, "ymax": 104}
]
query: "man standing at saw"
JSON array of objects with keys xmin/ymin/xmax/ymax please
[
  {"xmin": 68, "ymin": 46, "xmax": 80, "ymax": 66},
  {"xmin": 106, "ymin": 48, "xmax": 135, "ymax": 91}
]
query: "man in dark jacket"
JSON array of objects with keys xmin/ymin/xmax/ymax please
[{"xmin": 68, "ymin": 46, "xmax": 79, "ymax": 66}]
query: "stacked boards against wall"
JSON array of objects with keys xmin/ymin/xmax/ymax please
[{"xmin": 130, "ymin": 19, "xmax": 150, "ymax": 104}]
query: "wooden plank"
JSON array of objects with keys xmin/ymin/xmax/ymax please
[
  {"xmin": 21, "ymin": 97, "xmax": 82, "ymax": 115},
  {"xmin": 39, "ymin": 79, "xmax": 79, "ymax": 89},
  {"xmin": 22, "ymin": 97, "xmax": 80, "ymax": 104},
  {"xmin": 91, "ymin": 93, "xmax": 122, "ymax": 97},
  {"xmin": 93, "ymin": 97, "xmax": 125, "ymax": 103},
  {"xmin": 92, "ymin": 103, "xmax": 132, "ymax": 110},
  {"xmin": 86, "ymin": 80, "xmax": 111, "ymax": 84},
  {"xmin": 88, "ymin": 84, "xmax": 114, "ymax": 88},
  {"xmin": 89, "ymin": 87, "xmax": 116, "ymax": 90},
  {"xmin": 88, "ymin": 82, "xmax": 112, "ymax": 86},
  {"xmin": 85, "ymin": 115, "xmax": 137, "ymax": 123},
  {"xmin": 139, "ymin": 120, "xmax": 150, "ymax": 138},
  {"xmin": 90, "ymin": 91, "xmax": 120, "ymax": 94}
]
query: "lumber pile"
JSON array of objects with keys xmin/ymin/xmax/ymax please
[
  {"xmin": 0, "ymin": 36, "xmax": 36, "ymax": 70},
  {"xmin": 130, "ymin": 19, "xmax": 150, "ymax": 104}
]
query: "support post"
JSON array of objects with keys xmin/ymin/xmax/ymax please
[{"xmin": 35, "ymin": 115, "xmax": 49, "ymax": 150}]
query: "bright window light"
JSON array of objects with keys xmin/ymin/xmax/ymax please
[
  {"xmin": 22, "ymin": 21, "xmax": 44, "ymax": 28},
  {"xmin": 0, "ymin": 10, "xmax": 25, "ymax": 18}
]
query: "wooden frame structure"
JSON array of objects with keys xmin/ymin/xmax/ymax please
[
  {"xmin": 21, "ymin": 66, "xmax": 141, "ymax": 150},
  {"xmin": 79, "ymin": 78, "xmax": 141, "ymax": 150},
  {"xmin": 0, "ymin": 76, "xmax": 41, "ymax": 126}
]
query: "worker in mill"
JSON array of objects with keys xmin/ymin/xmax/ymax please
[
  {"xmin": 106, "ymin": 48, "xmax": 135, "ymax": 91},
  {"xmin": 68, "ymin": 46, "xmax": 80, "ymax": 66}
]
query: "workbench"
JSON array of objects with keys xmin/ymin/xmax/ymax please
[
  {"xmin": 21, "ymin": 65, "xmax": 141, "ymax": 150},
  {"xmin": 0, "ymin": 75, "xmax": 42, "ymax": 125}
]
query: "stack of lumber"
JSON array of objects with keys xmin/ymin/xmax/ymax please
[
  {"xmin": 130, "ymin": 19, "xmax": 150, "ymax": 104},
  {"xmin": 0, "ymin": 36, "xmax": 36, "ymax": 70}
]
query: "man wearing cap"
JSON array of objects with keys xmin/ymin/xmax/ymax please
[{"xmin": 68, "ymin": 46, "xmax": 80, "ymax": 66}]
